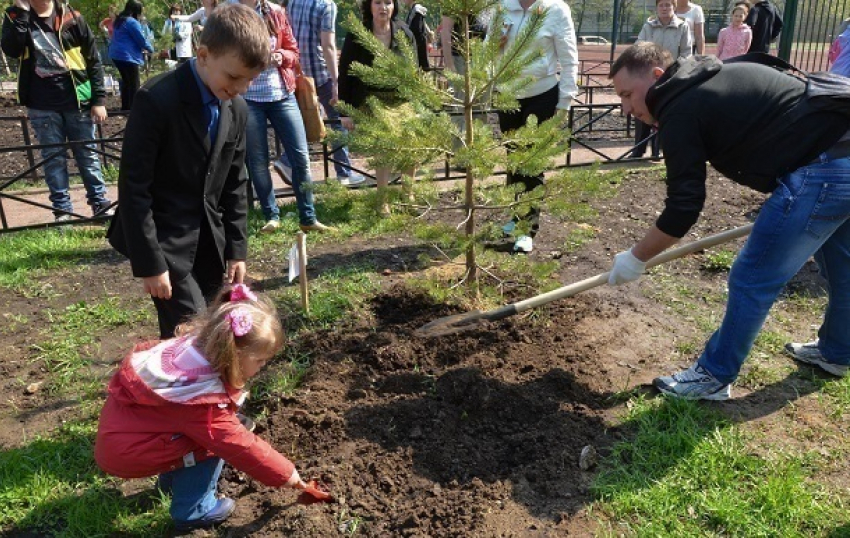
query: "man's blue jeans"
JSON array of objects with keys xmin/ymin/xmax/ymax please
[
  {"xmin": 245, "ymin": 95, "xmax": 316, "ymax": 225},
  {"xmin": 158, "ymin": 456, "xmax": 224, "ymax": 522},
  {"xmin": 27, "ymin": 108, "xmax": 108, "ymax": 214},
  {"xmin": 279, "ymin": 80, "xmax": 354, "ymax": 178},
  {"xmin": 699, "ymin": 156, "xmax": 850, "ymax": 384}
]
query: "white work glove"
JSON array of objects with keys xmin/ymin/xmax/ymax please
[{"xmin": 608, "ymin": 248, "xmax": 647, "ymax": 285}]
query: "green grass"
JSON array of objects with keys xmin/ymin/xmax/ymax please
[
  {"xmin": 0, "ymin": 228, "xmax": 111, "ymax": 294},
  {"xmin": 593, "ymin": 396, "xmax": 850, "ymax": 537},
  {"xmin": 0, "ymin": 421, "xmax": 170, "ymax": 537},
  {"xmin": 33, "ymin": 298, "xmax": 152, "ymax": 395},
  {"xmin": 274, "ymin": 264, "xmax": 381, "ymax": 331},
  {"xmin": 701, "ymin": 249, "xmax": 736, "ymax": 273}
]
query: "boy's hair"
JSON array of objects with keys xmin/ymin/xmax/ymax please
[
  {"xmin": 177, "ymin": 285, "xmax": 284, "ymax": 388},
  {"xmin": 199, "ymin": 4, "xmax": 270, "ymax": 70},
  {"xmin": 609, "ymin": 43, "xmax": 674, "ymax": 79}
]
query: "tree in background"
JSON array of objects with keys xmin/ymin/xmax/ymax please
[{"xmin": 336, "ymin": 0, "xmax": 572, "ymax": 290}]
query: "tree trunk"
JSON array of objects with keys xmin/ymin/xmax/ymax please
[{"xmin": 462, "ymin": 15, "xmax": 478, "ymax": 290}]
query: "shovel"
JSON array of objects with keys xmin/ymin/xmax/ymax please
[
  {"xmin": 415, "ymin": 223, "xmax": 753, "ymax": 338},
  {"xmin": 296, "ymin": 479, "xmax": 334, "ymax": 504}
]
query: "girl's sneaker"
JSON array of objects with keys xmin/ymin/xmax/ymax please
[{"xmin": 174, "ymin": 498, "xmax": 236, "ymax": 531}]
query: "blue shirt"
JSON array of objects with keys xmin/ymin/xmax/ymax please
[
  {"xmin": 189, "ymin": 59, "xmax": 221, "ymax": 148},
  {"xmin": 108, "ymin": 17, "xmax": 154, "ymax": 65},
  {"xmin": 286, "ymin": 0, "xmax": 337, "ymax": 87},
  {"xmin": 832, "ymin": 27, "xmax": 850, "ymax": 77},
  {"xmin": 244, "ymin": 35, "xmax": 287, "ymax": 103}
]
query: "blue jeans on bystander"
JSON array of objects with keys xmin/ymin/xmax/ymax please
[
  {"xmin": 245, "ymin": 95, "xmax": 316, "ymax": 226},
  {"xmin": 698, "ymin": 155, "xmax": 850, "ymax": 384},
  {"xmin": 158, "ymin": 456, "xmax": 224, "ymax": 522},
  {"xmin": 279, "ymin": 79, "xmax": 355, "ymax": 178},
  {"xmin": 27, "ymin": 108, "xmax": 109, "ymax": 215}
]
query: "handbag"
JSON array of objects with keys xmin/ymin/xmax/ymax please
[{"xmin": 294, "ymin": 65, "xmax": 326, "ymax": 143}]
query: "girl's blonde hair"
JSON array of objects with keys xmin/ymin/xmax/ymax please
[{"xmin": 176, "ymin": 285, "xmax": 284, "ymax": 388}]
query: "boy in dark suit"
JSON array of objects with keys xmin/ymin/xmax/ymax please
[{"xmin": 109, "ymin": 4, "xmax": 269, "ymax": 338}]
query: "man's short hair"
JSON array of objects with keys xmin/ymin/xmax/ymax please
[
  {"xmin": 609, "ymin": 43, "xmax": 674, "ymax": 79},
  {"xmin": 200, "ymin": 4, "xmax": 270, "ymax": 70}
]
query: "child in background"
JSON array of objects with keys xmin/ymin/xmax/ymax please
[
  {"xmin": 95, "ymin": 284, "xmax": 308, "ymax": 531},
  {"xmin": 828, "ymin": 19, "xmax": 850, "ymax": 77},
  {"xmin": 716, "ymin": 5, "xmax": 751, "ymax": 60}
]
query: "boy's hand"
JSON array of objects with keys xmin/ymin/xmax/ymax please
[
  {"xmin": 143, "ymin": 273, "xmax": 172, "ymax": 299},
  {"xmin": 91, "ymin": 105, "xmax": 107, "ymax": 124},
  {"xmin": 226, "ymin": 260, "xmax": 246, "ymax": 284},
  {"xmin": 340, "ymin": 117, "xmax": 354, "ymax": 131}
]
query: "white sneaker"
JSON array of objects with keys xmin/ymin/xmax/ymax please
[
  {"xmin": 513, "ymin": 235, "xmax": 533, "ymax": 253},
  {"xmin": 260, "ymin": 219, "xmax": 280, "ymax": 233},
  {"xmin": 785, "ymin": 341, "xmax": 848, "ymax": 377},
  {"xmin": 654, "ymin": 363, "xmax": 731, "ymax": 401},
  {"xmin": 272, "ymin": 160, "xmax": 292, "ymax": 186},
  {"xmin": 338, "ymin": 173, "xmax": 366, "ymax": 186}
]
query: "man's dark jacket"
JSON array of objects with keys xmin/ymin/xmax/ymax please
[
  {"xmin": 745, "ymin": 0, "xmax": 783, "ymax": 53},
  {"xmin": 1, "ymin": 1, "xmax": 105, "ymax": 107},
  {"xmin": 108, "ymin": 62, "xmax": 249, "ymax": 280},
  {"xmin": 647, "ymin": 55, "xmax": 850, "ymax": 238}
]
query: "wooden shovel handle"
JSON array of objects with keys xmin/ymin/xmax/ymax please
[{"xmin": 510, "ymin": 223, "xmax": 754, "ymax": 315}]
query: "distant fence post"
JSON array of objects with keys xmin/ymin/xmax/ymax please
[
  {"xmin": 778, "ymin": 0, "xmax": 799, "ymax": 63},
  {"xmin": 610, "ymin": 0, "xmax": 622, "ymax": 63}
]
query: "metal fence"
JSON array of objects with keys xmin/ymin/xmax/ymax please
[{"xmin": 779, "ymin": 0, "xmax": 850, "ymax": 71}]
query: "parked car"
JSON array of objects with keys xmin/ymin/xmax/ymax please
[{"xmin": 578, "ymin": 36, "xmax": 610, "ymax": 45}]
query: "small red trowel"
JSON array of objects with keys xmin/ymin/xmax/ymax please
[{"xmin": 297, "ymin": 479, "xmax": 334, "ymax": 504}]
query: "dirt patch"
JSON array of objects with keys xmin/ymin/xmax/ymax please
[{"xmin": 6, "ymin": 133, "xmax": 834, "ymax": 536}]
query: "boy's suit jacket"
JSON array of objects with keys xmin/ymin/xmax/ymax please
[{"xmin": 108, "ymin": 62, "xmax": 249, "ymax": 281}]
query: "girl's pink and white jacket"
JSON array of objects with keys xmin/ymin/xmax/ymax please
[
  {"xmin": 716, "ymin": 23, "xmax": 752, "ymax": 61},
  {"xmin": 95, "ymin": 337, "xmax": 296, "ymax": 485}
]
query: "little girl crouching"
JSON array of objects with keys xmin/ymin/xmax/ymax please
[{"xmin": 95, "ymin": 284, "xmax": 305, "ymax": 531}]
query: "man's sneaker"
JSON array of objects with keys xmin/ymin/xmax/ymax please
[
  {"xmin": 513, "ymin": 235, "xmax": 533, "ymax": 253},
  {"xmin": 173, "ymin": 497, "xmax": 236, "ymax": 531},
  {"xmin": 273, "ymin": 160, "xmax": 293, "ymax": 186},
  {"xmin": 653, "ymin": 363, "xmax": 731, "ymax": 401},
  {"xmin": 92, "ymin": 200, "xmax": 115, "ymax": 217},
  {"xmin": 54, "ymin": 214, "xmax": 73, "ymax": 224},
  {"xmin": 785, "ymin": 341, "xmax": 848, "ymax": 377},
  {"xmin": 338, "ymin": 173, "xmax": 366, "ymax": 187},
  {"xmin": 260, "ymin": 220, "xmax": 280, "ymax": 234}
]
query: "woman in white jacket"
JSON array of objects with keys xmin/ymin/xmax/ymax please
[
  {"xmin": 494, "ymin": 0, "xmax": 578, "ymax": 253},
  {"xmin": 629, "ymin": 0, "xmax": 690, "ymax": 159}
]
